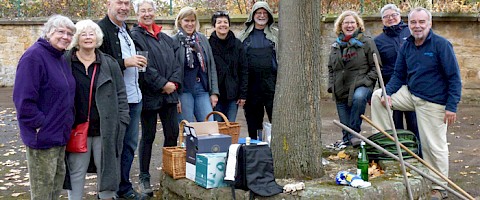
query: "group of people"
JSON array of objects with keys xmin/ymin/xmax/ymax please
[
  {"xmin": 12, "ymin": 0, "xmax": 461, "ymax": 199},
  {"xmin": 329, "ymin": 4, "xmax": 461, "ymax": 200},
  {"xmin": 13, "ymin": 0, "xmax": 277, "ymax": 199}
]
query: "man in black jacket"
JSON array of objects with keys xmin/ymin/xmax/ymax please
[{"xmin": 97, "ymin": 0, "xmax": 146, "ymax": 199}]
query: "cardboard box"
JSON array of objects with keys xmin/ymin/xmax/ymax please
[
  {"xmin": 186, "ymin": 134, "xmax": 231, "ymax": 165},
  {"xmin": 195, "ymin": 153, "xmax": 228, "ymax": 189},
  {"xmin": 186, "ymin": 162, "xmax": 196, "ymax": 181}
]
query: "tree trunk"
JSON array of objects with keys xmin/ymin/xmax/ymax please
[{"xmin": 272, "ymin": 0, "xmax": 324, "ymax": 179}]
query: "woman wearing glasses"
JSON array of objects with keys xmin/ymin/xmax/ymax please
[
  {"xmin": 374, "ymin": 4, "xmax": 420, "ymax": 156},
  {"xmin": 64, "ymin": 20, "xmax": 129, "ymax": 200},
  {"xmin": 130, "ymin": 0, "xmax": 182, "ymax": 196},
  {"xmin": 173, "ymin": 7, "xmax": 219, "ymax": 122},
  {"xmin": 327, "ymin": 10, "xmax": 380, "ymax": 148},
  {"xmin": 209, "ymin": 11, "xmax": 248, "ymax": 122},
  {"xmin": 13, "ymin": 15, "xmax": 76, "ymax": 200}
]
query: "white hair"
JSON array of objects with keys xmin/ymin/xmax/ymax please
[
  {"xmin": 41, "ymin": 15, "xmax": 76, "ymax": 40},
  {"xmin": 68, "ymin": 20, "xmax": 104, "ymax": 50},
  {"xmin": 132, "ymin": 0, "xmax": 157, "ymax": 14}
]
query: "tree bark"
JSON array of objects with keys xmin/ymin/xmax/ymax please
[{"xmin": 272, "ymin": 0, "xmax": 324, "ymax": 179}]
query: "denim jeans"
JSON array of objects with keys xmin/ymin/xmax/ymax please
[
  {"xmin": 118, "ymin": 101, "xmax": 142, "ymax": 195},
  {"xmin": 214, "ymin": 100, "xmax": 238, "ymax": 122},
  {"xmin": 335, "ymin": 86, "xmax": 372, "ymax": 143},
  {"xmin": 179, "ymin": 82, "xmax": 213, "ymax": 122}
]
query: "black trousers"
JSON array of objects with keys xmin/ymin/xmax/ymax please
[
  {"xmin": 139, "ymin": 103, "xmax": 178, "ymax": 178},
  {"xmin": 244, "ymin": 98, "xmax": 273, "ymax": 139}
]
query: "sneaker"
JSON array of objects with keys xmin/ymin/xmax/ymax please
[
  {"xmin": 431, "ymin": 189, "xmax": 448, "ymax": 200},
  {"xmin": 326, "ymin": 140, "xmax": 348, "ymax": 151},
  {"xmin": 350, "ymin": 137, "xmax": 362, "ymax": 147},
  {"xmin": 118, "ymin": 189, "xmax": 147, "ymax": 200},
  {"xmin": 139, "ymin": 179, "xmax": 153, "ymax": 197}
]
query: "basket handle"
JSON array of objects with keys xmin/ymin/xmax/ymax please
[
  {"xmin": 205, "ymin": 111, "xmax": 232, "ymax": 126},
  {"xmin": 178, "ymin": 120, "xmax": 189, "ymax": 147}
]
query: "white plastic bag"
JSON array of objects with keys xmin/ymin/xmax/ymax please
[{"xmin": 262, "ymin": 122, "xmax": 272, "ymax": 145}]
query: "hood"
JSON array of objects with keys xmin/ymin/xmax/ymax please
[{"xmin": 245, "ymin": 1, "xmax": 275, "ymax": 27}]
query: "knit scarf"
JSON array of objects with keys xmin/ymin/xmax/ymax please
[
  {"xmin": 178, "ymin": 28, "xmax": 206, "ymax": 71},
  {"xmin": 336, "ymin": 30, "xmax": 364, "ymax": 62}
]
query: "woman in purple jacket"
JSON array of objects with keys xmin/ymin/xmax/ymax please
[{"xmin": 13, "ymin": 15, "xmax": 76, "ymax": 200}]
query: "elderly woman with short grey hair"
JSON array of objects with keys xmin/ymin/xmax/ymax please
[
  {"xmin": 130, "ymin": 0, "xmax": 182, "ymax": 196},
  {"xmin": 13, "ymin": 14, "xmax": 76, "ymax": 200},
  {"xmin": 63, "ymin": 19, "xmax": 129, "ymax": 200}
]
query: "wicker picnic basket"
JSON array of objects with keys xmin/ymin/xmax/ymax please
[
  {"xmin": 205, "ymin": 111, "xmax": 240, "ymax": 144},
  {"xmin": 162, "ymin": 120, "xmax": 187, "ymax": 179}
]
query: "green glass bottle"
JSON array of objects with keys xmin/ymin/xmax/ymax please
[{"xmin": 357, "ymin": 141, "xmax": 369, "ymax": 181}]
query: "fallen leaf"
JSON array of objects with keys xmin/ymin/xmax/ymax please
[
  {"xmin": 454, "ymin": 160, "xmax": 464, "ymax": 163},
  {"xmin": 0, "ymin": 187, "xmax": 7, "ymax": 190},
  {"xmin": 464, "ymin": 166, "xmax": 470, "ymax": 169},
  {"xmin": 469, "ymin": 171, "xmax": 477, "ymax": 174},
  {"xmin": 11, "ymin": 192, "xmax": 25, "ymax": 197},
  {"xmin": 460, "ymin": 172, "xmax": 468, "ymax": 175}
]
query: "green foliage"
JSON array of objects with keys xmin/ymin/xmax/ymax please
[{"xmin": 0, "ymin": 0, "xmax": 478, "ymax": 19}]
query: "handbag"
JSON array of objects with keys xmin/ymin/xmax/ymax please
[{"xmin": 66, "ymin": 64, "xmax": 97, "ymax": 153}]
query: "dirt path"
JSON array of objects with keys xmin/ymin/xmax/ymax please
[{"xmin": 0, "ymin": 87, "xmax": 478, "ymax": 199}]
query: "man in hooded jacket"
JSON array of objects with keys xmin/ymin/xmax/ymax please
[{"xmin": 238, "ymin": 1, "xmax": 278, "ymax": 139}]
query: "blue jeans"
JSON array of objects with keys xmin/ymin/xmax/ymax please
[
  {"xmin": 336, "ymin": 86, "xmax": 372, "ymax": 144},
  {"xmin": 214, "ymin": 100, "xmax": 238, "ymax": 122},
  {"xmin": 179, "ymin": 82, "xmax": 213, "ymax": 122},
  {"xmin": 118, "ymin": 101, "xmax": 142, "ymax": 195}
]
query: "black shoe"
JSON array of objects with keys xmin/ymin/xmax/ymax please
[
  {"xmin": 118, "ymin": 189, "xmax": 147, "ymax": 200},
  {"xmin": 139, "ymin": 179, "xmax": 154, "ymax": 197}
]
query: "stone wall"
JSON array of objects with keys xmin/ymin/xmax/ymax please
[{"xmin": 1, "ymin": 15, "xmax": 479, "ymax": 102}]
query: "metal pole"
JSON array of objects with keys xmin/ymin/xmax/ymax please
[
  {"xmin": 361, "ymin": 115, "xmax": 475, "ymax": 200},
  {"xmin": 170, "ymin": 0, "xmax": 173, "ymax": 16},
  {"xmin": 333, "ymin": 120, "xmax": 469, "ymax": 200},
  {"xmin": 360, "ymin": 0, "xmax": 364, "ymax": 14},
  {"xmin": 372, "ymin": 53, "xmax": 413, "ymax": 200},
  {"xmin": 87, "ymin": 0, "xmax": 91, "ymax": 17}
]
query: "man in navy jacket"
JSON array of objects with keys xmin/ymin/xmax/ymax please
[{"xmin": 371, "ymin": 7, "xmax": 461, "ymax": 199}]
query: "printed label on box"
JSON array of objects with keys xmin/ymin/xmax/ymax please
[{"xmin": 195, "ymin": 153, "xmax": 228, "ymax": 189}]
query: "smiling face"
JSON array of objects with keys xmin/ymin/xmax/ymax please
[
  {"xmin": 107, "ymin": 0, "xmax": 130, "ymax": 26},
  {"xmin": 47, "ymin": 27, "xmax": 73, "ymax": 51},
  {"xmin": 137, "ymin": 2, "xmax": 155, "ymax": 26},
  {"xmin": 214, "ymin": 16, "xmax": 230, "ymax": 38},
  {"xmin": 180, "ymin": 15, "xmax": 196, "ymax": 35},
  {"xmin": 78, "ymin": 27, "xmax": 97, "ymax": 51},
  {"xmin": 341, "ymin": 15, "xmax": 358, "ymax": 36},
  {"xmin": 382, "ymin": 9, "xmax": 401, "ymax": 27},
  {"xmin": 253, "ymin": 8, "xmax": 269, "ymax": 29},
  {"xmin": 408, "ymin": 10, "xmax": 431, "ymax": 45}
]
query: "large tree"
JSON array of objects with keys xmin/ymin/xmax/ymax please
[{"xmin": 271, "ymin": 0, "xmax": 324, "ymax": 179}]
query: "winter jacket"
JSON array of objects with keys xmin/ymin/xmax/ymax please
[
  {"xmin": 172, "ymin": 32, "xmax": 219, "ymax": 96},
  {"xmin": 13, "ymin": 38, "xmax": 76, "ymax": 149},
  {"xmin": 64, "ymin": 49, "xmax": 130, "ymax": 191},
  {"xmin": 131, "ymin": 24, "xmax": 183, "ymax": 109},
  {"xmin": 387, "ymin": 30, "xmax": 462, "ymax": 112},
  {"xmin": 328, "ymin": 35, "xmax": 380, "ymax": 106},
  {"xmin": 374, "ymin": 21, "xmax": 410, "ymax": 81},
  {"xmin": 209, "ymin": 31, "xmax": 248, "ymax": 101}
]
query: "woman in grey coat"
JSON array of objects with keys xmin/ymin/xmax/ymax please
[
  {"xmin": 64, "ymin": 20, "xmax": 129, "ymax": 200},
  {"xmin": 172, "ymin": 6, "xmax": 219, "ymax": 122}
]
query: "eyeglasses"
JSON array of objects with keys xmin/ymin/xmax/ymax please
[
  {"xmin": 382, "ymin": 13, "xmax": 400, "ymax": 19},
  {"xmin": 213, "ymin": 11, "xmax": 229, "ymax": 17},
  {"xmin": 139, "ymin": 9, "xmax": 154, "ymax": 14},
  {"xmin": 342, "ymin": 21, "xmax": 357, "ymax": 25},
  {"xmin": 80, "ymin": 32, "xmax": 95, "ymax": 38},
  {"xmin": 55, "ymin": 29, "xmax": 74, "ymax": 38}
]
